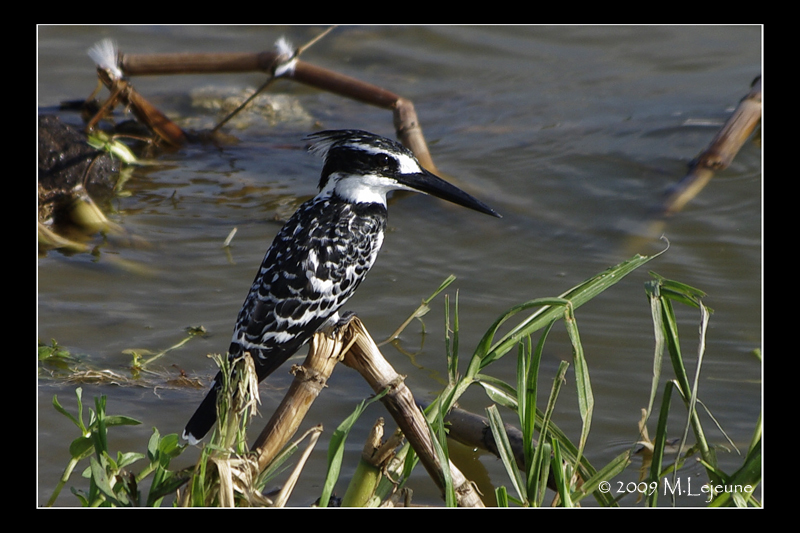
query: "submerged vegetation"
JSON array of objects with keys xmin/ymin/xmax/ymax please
[{"xmin": 41, "ymin": 250, "xmax": 761, "ymax": 507}]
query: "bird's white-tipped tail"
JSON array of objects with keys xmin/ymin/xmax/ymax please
[{"xmin": 181, "ymin": 429, "xmax": 201, "ymax": 446}]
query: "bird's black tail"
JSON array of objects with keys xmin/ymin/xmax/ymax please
[{"xmin": 182, "ymin": 372, "xmax": 221, "ymax": 445}]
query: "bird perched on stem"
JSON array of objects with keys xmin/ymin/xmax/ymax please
[{"xmin": 183, "ymin": 129, "xmax": 500, "ymax": 444}]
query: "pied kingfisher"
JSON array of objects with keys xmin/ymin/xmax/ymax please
[{"xmin": 183, "ymin": 129, "xmax": 500, "ymax": 444}]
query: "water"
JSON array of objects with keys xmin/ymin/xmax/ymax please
[{"xmin": 38, "ymin": 25, "xmax": 762, "ymax": 507}]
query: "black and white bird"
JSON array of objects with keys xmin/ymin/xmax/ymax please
[{"xmin": 182, "ymin": 129, "xmax": 500, "ymax": 444}]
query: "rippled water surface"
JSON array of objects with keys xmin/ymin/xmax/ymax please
[{"xmin": 38, "ymin": 25, "xmax": 762, "ymax": 506}]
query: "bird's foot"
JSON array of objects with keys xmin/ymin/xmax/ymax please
[
  {"xmin": 336, "ymin": 310, "xmax": 357, "ymax": 328},
  {"xmin": 320, "ymin": 310, "xmax": 358, "ymax": 338}
]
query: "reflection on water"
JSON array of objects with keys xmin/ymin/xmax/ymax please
[{"xmin": 38, "ymin": 25, "xmax": 761, "ymax": 507}]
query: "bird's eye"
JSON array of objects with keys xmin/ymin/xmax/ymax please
[{"xmin": 375, "ymin": 153, "xmax": 396, "ymax": 171}]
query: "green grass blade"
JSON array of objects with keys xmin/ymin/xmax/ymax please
[
  {"xmin": 516, "ymin": 341, "xmax": 532, "ymax": 467},
  {"xmin": 523, "ymin": 324, "xmax": 550, "ymax": 492},
  {"xmin": 320, "ymin": 389, "xmax": 388, "ymax": 507},
  {"xmin": 660, "ymin": 288, "xmax": 714, "ymax": 473},
  {"xmin": 452, "ymin": 291, "xmax": 459, "ymax": 383},
  {"xmin": 676, "ymin": 300, "xmax": 710, "ymax": 464},
  {"xmin": 529, "ymin": 361, "xmax": 568, "ymax": 504},
  {"xmin": 649, "ymin": 272, "xmax": 708, "ymax": 309},
  {"xmin": 380, "ymin": 275, "xmax": 456, "ymax": 346},
  {"xmin": 550, "ymin": 440, "xmax": 574, "ymax": 506},
  {"xmin": 471, "ymin": 252, "xmax": 661, "ymax": 376},
  {"xmin": 563, "ymin": 303, "xmax": 593, "ymax": 466},
  {"xmin": 647, "ymin": 380, "xmax": 675, "ymax": 507},
  {"xmin": 475, "ymin": 373, "xmax": 519, "ymax": 410},
  {"xmin": 469, "ymin": 297, "xmax": 570, "ymax": 376},
  {"xmin": 707, "ymin": 436, "xmax": 761, "ymax": 507},
  {"xmin": 748, "ymin": 412, "xmax": 762, "ymax": 460},
  {"xmin": 644, "ymin": 280, "xmax": 666, "ymax": 422},
  {"xmin": 430, "ymin": 407, "xmax": 457, "ymax": 507},
  {"xmin": 487, "ymin": 404, "xmax": 527, "ymax": 503},
  {"xmin": 495, "ymin": 485, "xmax": 509, "ymax": 507},
  {"xmin": 530, "ymin": 441, "xmax": 552, "ymax": 506},
  {"xmin": 445, "ymin": 292, "xmax": 461, "ymax": 386},
  {"xmin": 571, "ymin": 451, "xmax": 629, "ymax": 505}
]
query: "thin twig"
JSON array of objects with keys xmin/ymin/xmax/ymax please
[
  {"xmin": 211, "ymin": 27, "xmax": 337, "ymax": 134},
  {"xmin": 210, "ymin": 77, "xmax": 278, "ymax": 133},
  {"xmin": 295, "ymin": 25, "xmax": 338, "ymax": 56}
]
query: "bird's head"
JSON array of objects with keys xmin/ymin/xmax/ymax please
[{"xmin": 307, "ymin": 130, "xmax": 501, "ymax": 218}]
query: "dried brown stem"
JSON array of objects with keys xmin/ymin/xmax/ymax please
[
  {"xmin": 121, "ymin": 51, "xmax": 282, "ymax": 76},
  {"xmin": 119, "ymin": 50, "xmax": 436, "ymax": 170},
  {"xmin": 247, "ymin": 317, "xmax": 483, "ymax": 506},
  {"xmin": 90, "ymin": 68, "xmax": 187, "ymax": 147},
  {"xmin": 251, "ymin": 329, "xmax": 345, "ymax": 473},
  {"xmin": 662, "ymin": 76, "xmax": 761, "ymax": 216},
  {"xmin": 341, "ymin": 318, "xmax": 484, "ymax": 507}
]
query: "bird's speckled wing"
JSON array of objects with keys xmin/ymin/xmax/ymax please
[
  {"xmin": 182, "ymin": 195, "xmax": 386, "ymax": 444},
  {"xmin": 229, "ymin": 195, "xmax": 387, "ymax": 379}
]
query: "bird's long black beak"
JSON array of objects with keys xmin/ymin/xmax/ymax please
[{"xmin": 400, "ymin": 169, "xmax": 502, "ymax": 218}]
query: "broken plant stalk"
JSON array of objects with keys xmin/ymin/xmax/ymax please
[
  {"xmin": 250, "ymin": 328, "xmax": 348, "ymax": 473},
  {"xmin": 341, "ymin": 317, "xmax": 484, "ymax": 507},
  {"xmin": 89, "ymin": 63, "xmax": 187, "ymax": 148},
  {"xmin": 661, "ymin": 76, "xmax": 761, "ymax": 216},
  {"xmin": 119, "ymin": 50, "xmax": 438, "ymax": 172},
  {"xmin": 248, "ymin": 317, "xmax": 483, "ymax": 506}
]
